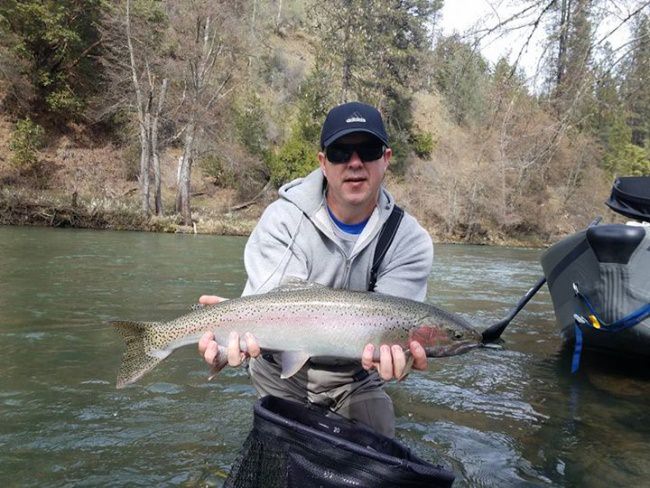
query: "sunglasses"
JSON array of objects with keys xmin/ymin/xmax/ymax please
[{"xmin": 325, "ymin": 142, "xmax": 385, "ymax": 164}]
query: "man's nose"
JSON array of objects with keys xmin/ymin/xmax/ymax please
[{"xmin": 347, "ymin": 151, "xmax": 363, "ymax": 167}]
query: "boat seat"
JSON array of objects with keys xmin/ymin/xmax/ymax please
[{"xmin": 586, "ymin": 224, "xmax": 646, "ymax": 264}]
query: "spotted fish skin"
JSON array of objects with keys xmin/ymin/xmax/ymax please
[{"xmin": 113, "ymin": 281, "xmax": 482, "ymax": 388}]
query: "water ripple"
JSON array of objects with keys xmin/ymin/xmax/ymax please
[{"xmin": 421, "ymin": 421, "xmax": 553, "ymax": 487}]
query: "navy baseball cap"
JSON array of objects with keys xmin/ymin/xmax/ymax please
[{"xmin": 320, "ymin": 102, "xmax": 389, "ymax": 149}]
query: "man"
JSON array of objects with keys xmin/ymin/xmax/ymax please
[{"xmin": 198, "ymin": 101, "xmax": 433, "ymax": 437}]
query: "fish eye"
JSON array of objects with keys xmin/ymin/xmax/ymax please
[{"xmin": 454, "ymin": 331, "xmax": 464, "ymax": 339}]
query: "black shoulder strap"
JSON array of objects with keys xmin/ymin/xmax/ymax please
[{"xmin": 368, "ymin": 205, "xmax": 404, "ymax": 292}]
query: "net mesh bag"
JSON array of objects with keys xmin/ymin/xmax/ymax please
[{"xmin": 224, "ymin": 396, "xmax": 455, "ymax": 488}]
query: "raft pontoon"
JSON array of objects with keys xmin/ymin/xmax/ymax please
[{"xmin": 540, "ymin": 176, "xmax": 650, "ymax": 357}]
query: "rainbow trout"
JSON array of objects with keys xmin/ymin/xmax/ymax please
[{"xmin": 113, "ymin": 280, "xmax": 482, "ymax": 388}]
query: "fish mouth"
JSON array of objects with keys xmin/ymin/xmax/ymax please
[{"xmin": 424, "ymin": 341, "xmax": 482, "ymax": 357}]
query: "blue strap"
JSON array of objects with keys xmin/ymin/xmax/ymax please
[
  {"xmin": 570, "ymin": 283, "xmax": 650, "ymax": 373},
  {"xmin": 571, "ymin": 320, "xmax": 584, "ymax": 374},
  {"xmin": 571, "ymin": 305, "xmax": 650, "ymax": 374},
  {"xmin": 619, "ymin": 303, "xmax": 650, "ymax": 329},
  {"xmin": 573, "ymin": 283, "xmax": 650, "ymax": 332}
]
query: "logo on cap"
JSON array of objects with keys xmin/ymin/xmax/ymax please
[{"xmin": 345, "ymin": 112, "xmax": 366, "ymax": 123}]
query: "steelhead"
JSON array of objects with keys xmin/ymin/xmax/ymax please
[{"xmin": 113, "ymin": 280, "xmax": 482, "ymax": 388}]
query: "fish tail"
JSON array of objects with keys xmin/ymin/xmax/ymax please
[{"xmin": 112, "ymin": 320, "xmax": 170, "ymax": 389}]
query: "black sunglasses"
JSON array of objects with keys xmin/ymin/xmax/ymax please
[{"xmin": 325, "ymin": 142, "xmax": 386, "ymax": 164}]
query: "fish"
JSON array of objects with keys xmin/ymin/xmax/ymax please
[{"xmin": 112, "ymin": 279, "xmax": 482, "ymax": 388}]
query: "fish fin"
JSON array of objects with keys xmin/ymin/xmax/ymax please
[
  {"xmin": 112, "ymin": 321, "xmax": 171, "ymax": 388},
  {"xmin": 270, "ymin": 276, "xmax": 326, "ymax": 293},
  {"xmin": 190, "ymin": 302, "xmax": 221, "ymax": 311},
  {"xmin": 208, "ymin": 345, "xmax": 229, "ymax": 381},
  {"xmin": 279, "ymin": 351, "xmax": 310, "ymax": 379}
]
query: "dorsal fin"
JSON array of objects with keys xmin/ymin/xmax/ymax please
[{"xmin": 269, "ymin": 276, "xmax": 326, "ymax": 293}]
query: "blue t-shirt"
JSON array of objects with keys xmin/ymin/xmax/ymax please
[{"xmin": 327, "ymin": 206, "xmax": 369, "ymax": 235}]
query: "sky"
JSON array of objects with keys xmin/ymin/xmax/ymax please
[
  {"xmin": 439, "ymin": 0, "xmax": 635, "ymax": 84},
  {"xmin": 439, "ymin": 0, "xmax": 549, "ymax": 84}
]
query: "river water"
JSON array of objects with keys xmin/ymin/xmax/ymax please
[{"xmin": 1, "ymin": 226, "xmax": 649, "ymax": 487}]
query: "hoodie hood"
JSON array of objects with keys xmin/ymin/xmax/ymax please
[{"xmin": 278, "ymin": 169, "xmax": 394, "ymax": 220}]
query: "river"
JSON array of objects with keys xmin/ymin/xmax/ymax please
[{"xmin": 1, "ymin": 226, "xmax": 649, "ymax": 487}]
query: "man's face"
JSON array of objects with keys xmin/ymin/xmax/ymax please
[{"xmin": 318, "ymin": 133, "xmax": 391, "ymax": 218}]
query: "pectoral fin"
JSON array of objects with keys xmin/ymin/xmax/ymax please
[
  {"xmin": 280, "ymin": 351, "xmax": 310, "ymax": 379},
  {"xmin": 208, "ymin": 345, "xmax": 229, "ymax": 381}
]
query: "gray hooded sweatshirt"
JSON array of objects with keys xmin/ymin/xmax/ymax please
[
  {"xmin": 242, "ymin": 168, "xmax": 433, "ymax": 409},
  {"xmin": 242, "ymin": 168, "xmax": 433, "ymax": 297}
]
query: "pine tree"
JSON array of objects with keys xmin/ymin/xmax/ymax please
[
  {"xmin": 552, "ymin": 0, "xmax": 595, "ymax": 120},
  {"xmin": 431, "ymin": 35, "xmax": 489, "ymax": 126},
  {"xmin": 312, "ymin": 0, "xmax": 442, "ymax": 171},
  {"xmin": 622, "ymin": 13, "xmax": 650, "ymax": 149}
]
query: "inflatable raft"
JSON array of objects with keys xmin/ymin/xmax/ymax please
[{"xmin": 540, "ymin": 176, "xmax": 650, "ymax": 357}]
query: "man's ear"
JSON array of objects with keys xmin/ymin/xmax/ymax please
[
  {"xmin": 383, "ymin": 147, "xmax": 392, "ymax": 170},
  {"xmin": 318, "ymin": 151, "xmax": 327, "ymax": 178}
]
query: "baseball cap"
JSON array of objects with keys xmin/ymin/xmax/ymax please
[{"xmin": 320, "ymin": 102, "xmax": 389, "ymax": 149}]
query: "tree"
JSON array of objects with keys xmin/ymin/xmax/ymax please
[
  {"xmin": 264, "ymin": 61, "xmax": 335, "ymax": 187},
  {"xmin": 551, "ymin": 0, "xmax": 595, "ymax": 121},
  {"xmin": 431, "ymin": 34, "xmax": 490, "ymax": 126},
  {"xmin": 591, "ymin": 56, "xmax": 625, "ymax": 143},
  {"xmin": 98, "ymin": 0, "xmax": 169, "ymax": 215},
  {"xmin": 294, "ymin": 60, "xmax": 336, "ymax": 145},
  {"xmin": 312, "ymin": 0, "xmax": 367, "ymax": 103},
  {"xmin": 312, "ymin": 0, "xmax": 442, "ymax": 170},
  {"xmin": 464, "ymin": 0, "xmax": 650, "ymax": 101},
  {"xmin": 0, "ymin": 0, "xmax": 104, "ymax": 118},
  {"xmin": 125, "ymin": 0, "xmax": 168, "ymax": 216},
  {"xmin": 621, "ymin": 13, "xmax": 650, "ymax": 148},
  {"xmin": 167, "ymin": 1, "xmax": 240, "ymax": 225}
]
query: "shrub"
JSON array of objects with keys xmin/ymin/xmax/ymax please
[
  {"xmin": 45, "ymin": 85, "xmax": 83, "ymax": 115},
  {"xmin": 199, "ymin": 154, "xmax": 236, "ymax": 187},
  {"xmin": 234, "ymin": 94, "xmax": 268, "ymax": 158},
  {"xmin": 9, "ymin": 118, "xmax": 44, "ymax": 170},
  {"xmin": 266, "ymin": 133, "xmax": 317, "ymax": 187},
  {"xmin": 387, "ymin": 129, "xmax": 411, "ymax": 176},
  {"xmin": 410, "ymin": 131, "xmax": 435, "ymax": 158},
  {"xmin": 604, "ymin": 143, "xmax": 650, "ymax": 176}
]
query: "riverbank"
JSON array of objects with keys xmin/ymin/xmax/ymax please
[
  {"xmin": 0, "ymin": 187, "xmax": 554, "ymax": 247},
  {"xmin": 0, "ymin": 93, "xmax": 610, "ymax": 250},
  {"xmin": 0, "ymin": 188, "xmax": 258, "ymax": 236}
]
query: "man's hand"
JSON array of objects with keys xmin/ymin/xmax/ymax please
[
  {"xmin": 196, "ymin": 295, "xmax": 261, "ymax": 376},
  {"xmin": 361, "ymin": 341, "xmax": 427, "ymax": 381}
]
